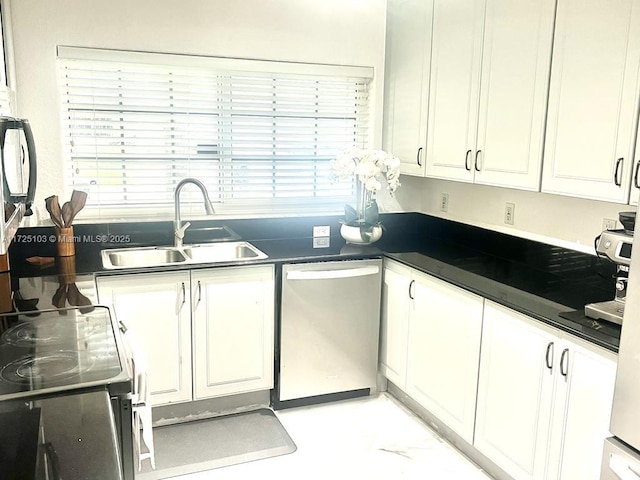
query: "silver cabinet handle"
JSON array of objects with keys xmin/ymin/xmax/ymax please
[
  {"xmin": 408, "ymin": 279, "xmax": 415, "ymax": 300},
  {"xmin": 545, "ymin": 341, "xmax": 554, "ymax": 374},
  {"xmin": 560, "ymin": 348, "xmax": 569, "ymax": 381},
  {"xmin": 197, "ymin": 280, "xmax": 202, "ymax": 303},
  {"xmin": 417, "ymin": 147, "xmax": 423, "ymax": 167},
  {"xmin": 634, "ymin": 159, "xmax": 640, "ymax": 189},
  {"xmin": 474, "ymin": 150, "xmax": 482, "ymax": 172},
  {"xmin": 181, "ymin": 282, "xmax": 186, "ymax": 305},
  {"xmin": 615, "ymin": 158, "xmax": 624, "ymax": 186},
  {"xmin": 465, "ymin": 149, "xmax": 472, "ymax": 171}
]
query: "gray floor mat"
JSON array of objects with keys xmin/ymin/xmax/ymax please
[{"xmin": 136, "ymin": 408, "xmax": 297, "ymax": 479}]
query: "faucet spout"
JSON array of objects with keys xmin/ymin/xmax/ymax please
[{"xmin": 174, "ymin": 178, "xmax": 215, "ymax": 247}]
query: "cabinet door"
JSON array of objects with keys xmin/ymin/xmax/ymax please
[
  {"xmin": 379, "ymin": 261, "xmax": 412, "ymax": 389},
  {"xmin": 475, "ymin": 301, "xmax": 556, "ymax": 480},
  {"xmin": 96, "ymin": 271, "xmax": 192, "ymax": 406},
  {"xmin": 425, "ymin": 0, "xmax": 485, "ymax": 182},
  {"xmin": 191, "ymin": 265, "xmax": 274, "ymax": 400},
  {"xmin": 542, "ymin": 0, "xmax": 640, "ymax": 203},
  {"xmin": 629, "ymin": 129, "xmax": 640, "ymax": 205},
  {"xmin": 383, "ymin": 0, "xmax": 433, "ymax": 176},
  {"xmin": 406, "ymin": 272, "xmax": 483, "ymax": 444},
  {"xmin": 474, "ymin": 0, "xmax": 555, "ymax": 190},
  {"xmin": 546, "ymin": 337, "xmax": 617, "ymax": 480}
]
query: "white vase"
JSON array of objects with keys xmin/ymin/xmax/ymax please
[{"xmin": 340, "ymin": 224, "xmax": 383, "ymax": 245}]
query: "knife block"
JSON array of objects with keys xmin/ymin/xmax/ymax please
[{"xmin": 55, "ymin": 226, "xmax": 75, "ymax": 257}]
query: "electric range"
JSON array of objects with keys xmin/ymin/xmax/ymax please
[{"xmin": 0, "ymin": 305, "xmax": 134, "ymax": 479}]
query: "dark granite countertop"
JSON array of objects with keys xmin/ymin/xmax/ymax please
[{"xmin": 6, "ymin": 213, "xmax": 620, "ymax": 352}]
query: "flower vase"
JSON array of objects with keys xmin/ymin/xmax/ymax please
[{"xmin": 340, "ymin": 224, "xmax": 383, "ymax": 245}]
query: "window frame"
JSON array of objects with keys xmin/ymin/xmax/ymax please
[{"xmin": 57, "ymin": 46, "xmax": 374, "ymax": 220}]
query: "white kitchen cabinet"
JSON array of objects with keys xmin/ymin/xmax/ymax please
[
  {"xmin": 542, "ymin": 0, "xmax": 640, "ymax": 203},
  {"xmin": 425, "ymin": 0, "xmax": 484, "ymax": 183},
  {"xmin": 629, "ymin": 128, "xmax": 640, "ymax": 205},
  {"xmin": 545, "ymin": 335, "xmax": 617, "ymax": 480},
  {"xmin": 191, "ymin": 265, "xmax": 274, "ymax": 400},
  {"xmin": 379, "ymin": 259, "xmax": 484, "ymax": 444},
  {"xmin": 406, "ymin": 269, "xmax": 484, "ymax": 444},
  {"xmin": 379, "ymin": 261, "xmax": 412, "ymax": 389},
  {"xmin": 96, "ymin": 271, "xmax": 193, "ymax": 406},
  {"xmin": 475, "ymin": 301, "xmax": 617, "ymax": 480},
  {"xmin": 425, "ymin": 0, "xmax": 554, "ymax": 191},
  {"xmin": 382, "ymin": 0, "xmax": 433, "ymax": 176},
  {"xmin": 475, "ymin": 301, "xmax": 558, "ymax": 480},
  {"xmin": 97, "ymin": 264, "xmax": 275, "ymax": 407}
]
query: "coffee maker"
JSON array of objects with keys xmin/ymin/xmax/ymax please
[{"xmin": 584, "ymin": 212, "xmax": 634, "ymax": 325}]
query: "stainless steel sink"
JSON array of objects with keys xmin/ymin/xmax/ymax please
[
  {"xmin": 183, "ymin": 242, "xmax": 268, "ymax": 263},
  {"xmin": 102, "ymin": 246, "xmax": 187, "ymax": 269},
  {"xmin": 101, "ymin": 241, "xmax": 267, "ymax": 269}
]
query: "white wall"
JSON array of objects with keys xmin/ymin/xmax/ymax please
[
  {"xmin": 6, "ymin": 0, "xmax": 387, "ymax": 219},
  {"xmin": 395, "ymin": 176, "xmax": 635, "ymax": 253}
]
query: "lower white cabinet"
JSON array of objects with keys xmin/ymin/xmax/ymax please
[
  {"xmin": 475, "ymin": 301, "xmax": 616, "ymax": 480},
  {"xmin": 380, "ymin": 261, "xmax": 617, "ymax": 480},
  {"xmin": 380, "ymin": 259, "xmax": 484, "ymax": 443},
  {"xmin": 379, "ymin": 261, "xmax": 412, "ymax": 389},
  {"xmin": 96, "ymin": 271, "xmax": 193, "ymax": 406},
  {"xmin": 97, "ymin": 264, "xmax": 275, "ymax": 407},
  {"xmin": 191, "ymin": 266, "xmax": 274, "ymax": 400}
]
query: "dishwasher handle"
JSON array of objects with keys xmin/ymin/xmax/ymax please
[{"xmin": 286, "ymin": 265, "xmax": 380, "ymax": 280}]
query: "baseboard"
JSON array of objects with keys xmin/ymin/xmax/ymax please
[
  {"xmin": 386, "ymin": 382, "xmax": 512, "ymax": 480},
  {"xmin": 151, "ymin": 390, "xmax": 271, "ymax": 426}
]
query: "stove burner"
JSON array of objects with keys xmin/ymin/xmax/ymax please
[
  {"xmin": 0, "ymin": 352, "xmax": 95, "ymax": 385},
  {"xmin": 0, "ymin": 317, "xmax": 100, "ymax": 347}
]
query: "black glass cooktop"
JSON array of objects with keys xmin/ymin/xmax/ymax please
[{"xmin": 0, "ymin": 306, "xmax": 125, "ymax": 399}]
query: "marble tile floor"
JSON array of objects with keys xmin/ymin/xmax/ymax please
[{"xmin": 169, "ymin": 393, "xmax": 493, "ymax": 480}]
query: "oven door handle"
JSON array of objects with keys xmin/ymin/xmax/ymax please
[{"xmin": 42, "ymin": 441, "xmax": 62, "ymax": 480}]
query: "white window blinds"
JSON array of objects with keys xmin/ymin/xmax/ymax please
[{"xmin": 57, "ymin": 47, "xmax": 373, "ymax": 219}]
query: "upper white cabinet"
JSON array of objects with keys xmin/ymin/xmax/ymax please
[
  {"xmin": 542, "ymin": 0, "xmax": 640, "ymax": 203},
  {"xmin": 425, "ymin": 0, "xmax": 555, "ymax": 190},
  {"xmin": 383, "ymin": 0, "xmax": 434, "ymax": 176},
  {"xmin": 475, "ymin": 301, "xmax": 616, "ymax": 480},
  {"xmin": 629, "ymin": 129, "xmax": 640, "ymax": 205},
  {"xmin": 380, "ymin": 259, "xmax": 484, "ymax": 444},
  {"xmin": 424, "ymin": 0, "xmax": 484, "ymax": 182}
]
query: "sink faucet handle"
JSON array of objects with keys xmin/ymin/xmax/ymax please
[{"xmin": 175, "ymin": 221, "xmax": 191, "ymax": 241}]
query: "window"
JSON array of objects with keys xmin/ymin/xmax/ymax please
[{"xmin": 57, "ymin": 47, "xmax": 373, "ymax": 219}]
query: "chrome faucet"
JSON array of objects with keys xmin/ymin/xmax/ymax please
[{"xmin": 173, "ymin": 178, "xmax": 215, "ymax": 247}]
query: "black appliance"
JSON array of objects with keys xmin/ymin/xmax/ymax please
[
  {"xmin": 0, "ymin": 306, "xmax": 133, "ymax": 479},
  {"xmin": 0, "ymin": 116, "xmax": 37, "ymax": 255}
]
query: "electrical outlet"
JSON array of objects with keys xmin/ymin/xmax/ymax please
[
  {"xmin": 603, "ymin": 218, "xmax": 617, "ymax": 230},
  {"xmin": 313, "ymin": 237, "xmax": 330, "ymax": 248},
  {"xmin": 505, "ymin": 202, "xmax": 515, "ymax": 225},
  {"xmin": 313, "ymin": 225, "xmax": 330, "ymax": 237},
  {"xmin": 440, "ymin": 193, "xmax": 449, "ymax": 212}
]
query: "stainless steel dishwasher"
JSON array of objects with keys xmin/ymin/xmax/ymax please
[{"xmin": 278, "ymin": 258, "xmax": 382, "ymax": 405}]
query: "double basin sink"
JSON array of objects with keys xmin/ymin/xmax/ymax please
[{"xmin": 101, "ymin": 226, "xmax": 268, "ymax": 270}]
